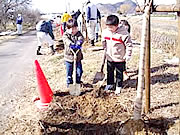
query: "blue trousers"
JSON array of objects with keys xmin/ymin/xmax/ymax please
[{"xmin": 65, "ymin": 61, "xmax": 83, "ymax": 86}]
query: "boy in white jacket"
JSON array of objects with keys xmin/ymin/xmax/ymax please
[{"xmin": 101, "ymin": 15, "xmax": 133, "ymax": 94}]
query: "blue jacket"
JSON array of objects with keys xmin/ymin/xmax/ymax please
[
  {"xmin": 16, "ymin": 17, "xmax": 23, "ymax": 24},
  {"xmin": 86, "ymin": 3, "xmax": 101, "ymax": 22},
  {"xmin": 71, "ymin": 10, "xmax": 81, "ymax": 20},
  {"xmin": 40, "ymin": 21, "xmax": 54, "ymax": 40}
]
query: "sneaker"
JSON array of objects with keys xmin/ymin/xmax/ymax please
[
  {"xmin": 51, "ymin": 51, "xmax": 55, "ymax": 55},
  {"xmin": 90, "ymin": 40, "xmax": 95, "ymax": 46},
  {"xmin": 37, "ymin": 51, "xmax": 43, "ymax": 55},
  {"xmin": 115, "ymin": 87, "xmax": 122, "ymax": 95},
  {"xmin": 104, "ymin": 85, "xmax": 114, "ymax": 91}
]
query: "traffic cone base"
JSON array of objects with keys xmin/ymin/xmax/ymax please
[{"xmin": 35, "ymin": 99, "xmax": 50, "ymax": 109}]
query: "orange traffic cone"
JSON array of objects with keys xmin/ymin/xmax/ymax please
[{"xmin": 34, "ymin": 60, "xmax": 53, "ymax": 109}]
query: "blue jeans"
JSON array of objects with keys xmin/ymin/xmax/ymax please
[{"xmin": 65, "ymin": 61, "xmax": 83, "ymax": 86}]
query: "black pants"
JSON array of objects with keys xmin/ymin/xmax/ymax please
[
  {"xmin": 63, "ymin": 22, "xmax": 66, "ymax": 32},
  {"xmin": 107, "ymin": 60, "xmax": 125, "ymax": 87}
]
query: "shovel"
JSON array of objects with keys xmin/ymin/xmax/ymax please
[
  {"xmin": 69, "ymin": 49, "xmax": 81, "ymax": 96},
  {"xmin": 93, "ymin": 51, "xmax": 106, "ymax": 84}
]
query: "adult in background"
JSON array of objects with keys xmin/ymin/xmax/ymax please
[
  {"xmin": 71, "ymin": 9, "xmax": 82, "ymax": 31},
  {"xmin": 61, "ymin": 11, "xmax": 72, "ymax": 32},
  {"xmin": 85, "ymin": 0, "xmax": 101, "ymax": 46},
  {"xmin": 95, "ymin": 9, "xmax": 101, "ymax": 42},
  {"xmin": 36, "ymin": 19, "xmax": 56, "ymax": 55},
  {"xmin": 71, "ymin": 9, "xmax": 81, "ymax": 20},
  {"xmin": 16, "ymin": 14, "xmax": 23, "ymax": 35}
]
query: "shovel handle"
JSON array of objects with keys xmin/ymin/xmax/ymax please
[
  {"xmin": 100, "ymin": 50, "xmax": 106, "ymax": 72},
  {"xmin": 70, "ymin": 48, "xmax": 80, "ymax": 85}
]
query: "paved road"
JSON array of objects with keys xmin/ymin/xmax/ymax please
[{"xmin": 0, "ymin": 31, "xmax": 37, "ymax": 124}]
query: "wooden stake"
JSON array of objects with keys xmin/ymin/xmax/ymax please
[
  {"xmin": 145, "ymin": 0, "xmax": 152, "ymax": 114},
  {"xmin": 133, "ymin": 1, "xmax": 152, "ymax": 120},
  {"xmin": 177, "ymin": 1, "xmax": 180, "ymax": 78},
  {"xmin": 177, "ymin": 2, "xmax": 180, "ymax": 120}
]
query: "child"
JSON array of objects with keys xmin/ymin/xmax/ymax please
[
  {"xmin": 62, "ymin": 18, "xmax": 84, "ymax": 87},
  {"xmin": 101, "ymin": 15, "xmax": 133, "ymax": 94},
  {"xmin": 119, "ymin": 20, "xmax": 131, "ymax": 33}
]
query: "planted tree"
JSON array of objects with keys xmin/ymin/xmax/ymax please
[
  {"xmin": 133, "ymin": 1, "xmax": 152, "ymax": 120},
  {"xmin": 118, "ymin": 4, "xmax": 131, "ymax": 15}
]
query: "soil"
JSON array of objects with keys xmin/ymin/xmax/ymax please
[{"xmin": 1, "ymin": 16, "xmax": 179, "ymax": 135}]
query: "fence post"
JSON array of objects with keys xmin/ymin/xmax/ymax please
[
  {"xmin": 177, "ymin": 1, "xmax": 180, "ymax": 78},
  {"xmin": 145, "ymin": 0, "xmax": 152, "ymax": 114}
]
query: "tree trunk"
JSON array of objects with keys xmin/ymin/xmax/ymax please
[{"xmin": 133, "ymin": 4, "xmax": 151, "ymax": 120}]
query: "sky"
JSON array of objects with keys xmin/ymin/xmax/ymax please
[{"xmin": 31, "ymin": 0, "xmax": 177, "ymax": 13}]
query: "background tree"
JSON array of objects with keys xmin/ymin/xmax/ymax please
[
  {"xmin": 0, "ymin": 0, "xmax": 40, "ymax": 30},
  {"xmin": 118, "ymin": 4, "xmax": 131, "ymax": 15}
]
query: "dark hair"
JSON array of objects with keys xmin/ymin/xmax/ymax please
[
  {"xmin": 66, "ymin": 18, "xmax": 78, "ymax": 29},
  {"xmin": 120, "ymin": 20, "xmax": 131, "ymax": 33},
  {"xmin": 106, "ymin": 15, "xmax": 119, "ymax": 26}
]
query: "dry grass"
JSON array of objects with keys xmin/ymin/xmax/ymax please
[{"xmin": 128, "ymin": 16, "xmax": 178, "ymax": 56}]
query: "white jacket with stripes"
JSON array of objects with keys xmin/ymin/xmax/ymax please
[{"xmin": 101, "ymin": 26, "xmax": 133, "ymax": 62}]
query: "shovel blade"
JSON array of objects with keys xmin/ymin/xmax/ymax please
[
  {"xmin": 69, "ymin": 84, "xmax": 81, "ymax": 96},
  {"xmin": 93, "ymin": 72, "xmax": 105, "ymax": 84}
]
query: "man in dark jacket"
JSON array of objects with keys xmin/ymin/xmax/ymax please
[
  {"xmin": 71, "ymin": 9, "xmax": 81, "ymax": 20},
  {"xmin": 36, "ymin": 19, "xmax": 56, "ymax": 55}
]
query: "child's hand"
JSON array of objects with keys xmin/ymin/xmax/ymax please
[
  {"xmin": 123, "ymin": 55, "xmax": 131, "ymax": 61},
  {"xmin": 70, "ymin": 44, "xmax": 81, "ymax": 49},
  {"xmin": 76, "ymin": 40, "xmax": 83, "ymax": 45},
  {"xmin": 74, "ymin": 44, "xmax": 82, "ymax": 49},
  {"xmin": 70, "ymin": 44, "xmax": 76, "ymax": 49}
]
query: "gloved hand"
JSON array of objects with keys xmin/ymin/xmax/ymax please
[
  {"xmin": 123, "ymin": 54, "xmax": 131, "ymax": 61},
  {"xmin": 76, "ymin": 40, "xmax": 83, "ymax": 45},
  {"xmin": 70, "ymin": 44, "xmax": 81, "ymax": 49},
  {"xmin": 75, "ymin": 44, "xmax": 82, "ymax": 49},
  {"xmin": 70, "ymin": 44, "xmax": 76, "ymax": 49},
  {"xmin": 87, "ymin": 20, "xmax": 89, "ymax": 23}
]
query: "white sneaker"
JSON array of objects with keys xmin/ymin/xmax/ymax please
[{"xmin": 115, "ymin": 87, "xmax": 122, "ymax": 95}]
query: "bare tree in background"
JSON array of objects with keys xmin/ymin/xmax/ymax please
[
  {"xmin": 0, "ymin": 0, "xmax": 40, "ymax": 30},
  {"xmin": 118, "ymin": 4, "xmax": 131, "ymax": 15}
]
